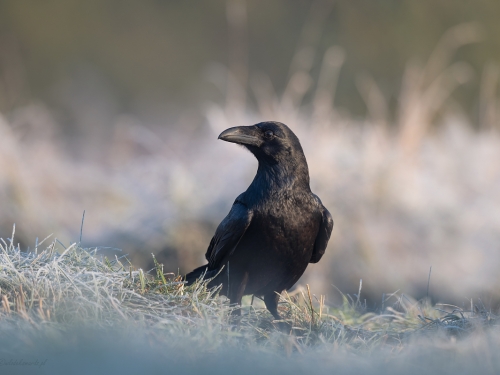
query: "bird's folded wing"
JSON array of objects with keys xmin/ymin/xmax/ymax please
[
  {"xmin": 205, "ymin": 202, "xmax": 253, "ymax": 268},
  {"xmin": 310, "ymin": 202, "xmax": 334, "ymax": 264}
]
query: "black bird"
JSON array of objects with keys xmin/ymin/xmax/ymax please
[{"xmin": 185, "ymin": 121, "xmax": 333, "ymax": 320}]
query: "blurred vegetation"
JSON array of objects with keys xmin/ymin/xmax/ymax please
[{"xmin": 1, "ymin": 0, "xmax": 500, "ymax": 125}]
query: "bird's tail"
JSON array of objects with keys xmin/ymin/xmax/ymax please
[{"xmin": 184, "ymin": 264, "xmax": 220, "ymax": 286}]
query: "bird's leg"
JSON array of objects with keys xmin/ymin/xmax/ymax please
[
  {"xmin": 229, "ymin": 271, "xmax": 249, "ymax": 316},
  {"xmin": 264, "ymin": 292, "xmax": 282, "ymax": 320},
  {"xmin": 264, "ymin": 291, "xmax": 291, "ymax": 332}
]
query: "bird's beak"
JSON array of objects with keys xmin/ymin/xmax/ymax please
[{"xmin": 218, "ymin": 126, "xmax": 263, "ymax": 147}]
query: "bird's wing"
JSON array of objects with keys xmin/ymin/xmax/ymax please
[
  {"xmin": 205, "ymin": 201, "xmax": 253, "ymax": 268},
  {"xmin": 310, "ymin": 196, "xmax": 334, "ymax": 263}
]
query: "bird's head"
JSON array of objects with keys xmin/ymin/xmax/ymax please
[
  {"xmin": 218, "ymin": 121, "xmax": 305, "ymax": 165},
  {"xmin": 218, "ymin": 121, "xmax": 310, "ymax": 186}
]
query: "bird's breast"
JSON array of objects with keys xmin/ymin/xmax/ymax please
[
  {"xmin": 228, "ymin": 188, "xmax": 321, "ymax": 294},
  {"xmin": 246, "ymin": 196, "xmax": 320, "ymax": 256}
]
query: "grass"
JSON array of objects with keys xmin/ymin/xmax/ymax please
[{"xmin": 0, "ymin": 229, "xmax": 499, "ymax": 374}]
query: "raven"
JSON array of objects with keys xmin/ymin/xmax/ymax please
[{"xmin": 185, "ymin": 121, "xmax": 333, "ymax": 320}]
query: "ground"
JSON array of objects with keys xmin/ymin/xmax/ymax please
[{"xmin": 0, "ymin": 234, "xmax": 498, "ymax": 375}]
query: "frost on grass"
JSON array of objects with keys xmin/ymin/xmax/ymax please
[
  {"xmin": 0, "ymin": 231, "xmax": 233, "ymax": 333},
  {"xmin": 0, "ymin": 229, "xmax": 498, "ymax": 364},
  {"xmin": 0, "ymin": 231, "xmax": 500, "ymax": 374}
]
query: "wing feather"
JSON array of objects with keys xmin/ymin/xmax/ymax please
[
  {"xmin": 310, "ymin": 198, "xmax": 334, "ymax": 264},
  {"xmin": 205, "ymin": 202, "xmax": 253, "ymax": 268}
]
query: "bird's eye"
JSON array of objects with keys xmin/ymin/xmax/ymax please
[{"xmin": 264, "ymin": 130, "xmax": 274, "ymax": 139}]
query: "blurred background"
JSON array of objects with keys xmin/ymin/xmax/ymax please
[{"xmin": 0, "ymin": 0, "xmax": 499, "ymax": 308}]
